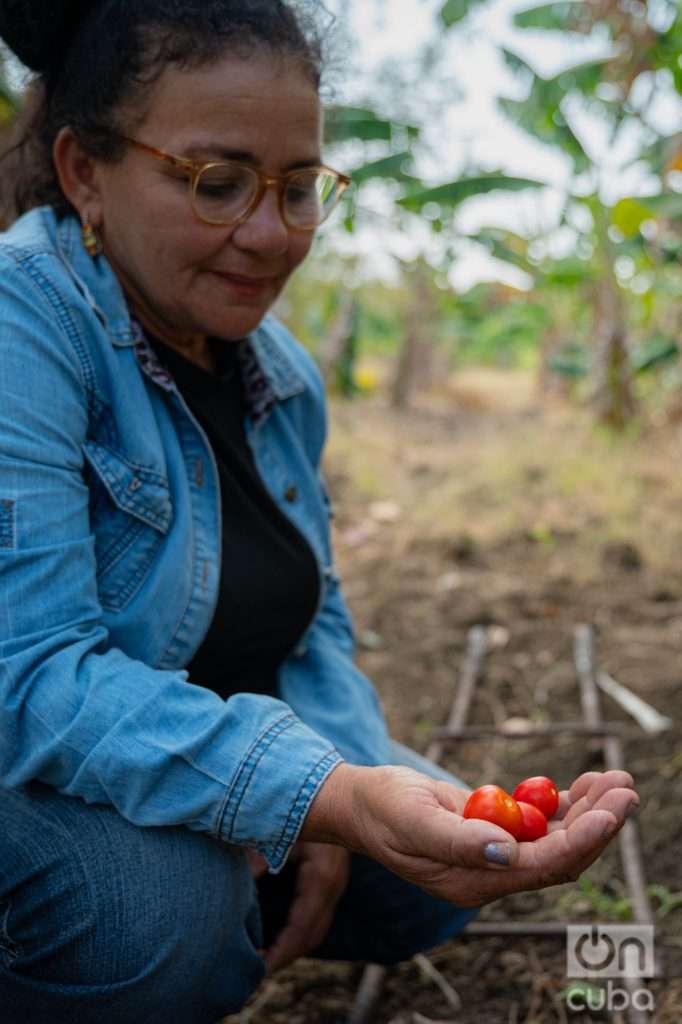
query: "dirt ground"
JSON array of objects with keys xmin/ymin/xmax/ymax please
[{"xmin": 229, "ymin": 372, "xmax": 682, "ymax": 1024}]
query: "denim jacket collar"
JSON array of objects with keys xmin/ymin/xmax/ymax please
[{"xmin": 53, "ymin": 209, "xmax": 304, "ymax": 403}]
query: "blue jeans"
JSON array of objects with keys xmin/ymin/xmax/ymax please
[{"xmin": 0, "ymin": 743, "xmax": 477, "ymax": 1023}]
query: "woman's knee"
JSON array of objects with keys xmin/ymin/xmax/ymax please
[{"xmin": 0, "ymin": 784, "xmax": 264, "ymax": 1021}]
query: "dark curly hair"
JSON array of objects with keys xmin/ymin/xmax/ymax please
[{"xmin": 0, "ymin": 0, "xmax": 330, "ymax": 223}]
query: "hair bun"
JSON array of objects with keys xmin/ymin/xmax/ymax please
[{"xmin": 0, "ymin": 0, "xmax": 92, "ymax": 72}]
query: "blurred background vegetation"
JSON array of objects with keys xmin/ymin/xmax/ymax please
[{"xmin": 281, "ymin": 0, "xmax": 682, "ymax": 431}]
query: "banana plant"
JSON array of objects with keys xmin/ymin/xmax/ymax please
[
  {"xmin": 489, "ymin": 0, "xmax": 682, "ymax": 427},
  {"xmin": 321, "ymin": 88, "xmax": 546, "ymax": 404}
]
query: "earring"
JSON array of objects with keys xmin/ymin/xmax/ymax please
[{"xmin": 81, "ymin": 221, "xmax": 102, "ymax": 258}]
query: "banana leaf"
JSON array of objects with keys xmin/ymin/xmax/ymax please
[
  {"xmin": 440, "ymin": 0, "xmax": 489, "ymax": 28},
  {"xmin": 397, "ymin": 173, "xmax": 545, "ymax": 212},
  {"xmin": 631, "ymin": 337, "xmax": 679, "ymax": 375},
  {"xmin": 350, "ymin": 152, "xmax": 417, "ymax": 186},
  {"xmin": 325, "ymin": 105, "xmax": 419, "ymax": 145},
  {"xmin": 513, "ymin": 2, "xmax": 589, "ymax": 32}
]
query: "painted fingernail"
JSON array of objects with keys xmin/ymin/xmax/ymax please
[{"xmin": 484, "ymin": 842, "xmax": 513, "ymax": 866}]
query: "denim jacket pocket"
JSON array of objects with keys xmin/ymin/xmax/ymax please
[{"xmin": 83, "ymin": 440, "xmax": 173, "ymax": 612}]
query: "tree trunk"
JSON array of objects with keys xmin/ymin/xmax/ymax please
[
  {"xmin": 320, "ymin": 291, "xmax": 356, "ymax": 390},
  {"xmin": 591, "ymin": 206, "xmax": 636, "ymax": 429},
  {"xmin": 391, "ymin": 265, "xmax": 434, "ymax": 409}
]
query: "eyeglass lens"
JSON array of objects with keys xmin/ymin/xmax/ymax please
[{"xmin": 194, "ymin": 164, "xmax": 341, "ymax": 227}]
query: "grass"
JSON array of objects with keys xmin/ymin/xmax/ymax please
[{"xmin": 326, "ymin": 368, "xmax": 682, "ymax": 580}]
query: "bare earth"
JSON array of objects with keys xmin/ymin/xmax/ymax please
[{"xmin": 228, "ymin": 371, "xmax": 682, "ymax": 1024}]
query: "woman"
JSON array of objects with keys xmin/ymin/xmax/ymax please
[{"xmin": 0, "ymin": 1, "xmax": 638, "ymax": 1021}]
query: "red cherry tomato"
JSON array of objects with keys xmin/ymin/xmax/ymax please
[
  {"xmin": 463, "ymin": 784, "xmax": 523, "ymax": 839},
  {"xmin": 513, "ymin": 776, "xmax": 559, "ymax": 819},
  {"xmin": 517, "ymin": 800, "xmax": 548, "ymax": 841}
]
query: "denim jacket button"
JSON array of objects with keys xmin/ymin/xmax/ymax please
[
  {"xmin": 127, "ymin": 476, "xmax": 141, "ymax": 493},
  {"xmin": 284, "ymin": 485, "xmax": 298, "ymax": 503}
]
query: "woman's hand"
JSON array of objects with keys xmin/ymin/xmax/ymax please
[
  {"xmin": 263, "ymin": 841, "xmax": 350, "ymax": 974},
  {"xmin": 302, "ymin": 764, "xmax": 638, "ymax": 909}
]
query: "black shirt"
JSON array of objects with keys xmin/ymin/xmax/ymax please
[{"xmin": 148, "ymin": 336, "xmax": 320, "ymax": 700}]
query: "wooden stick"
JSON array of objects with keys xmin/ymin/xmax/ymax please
[
  {"xmin": 431, "ymin": 721, "xmax": 627, "ymax": 741},
  {"xmin": 573, "ymin": 625, "xmax": 657, "ymax": 1024}
]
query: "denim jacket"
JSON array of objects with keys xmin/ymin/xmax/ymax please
[{"xmin": 0, "ymin": 207, "xmax": 391, "ymax": 871}]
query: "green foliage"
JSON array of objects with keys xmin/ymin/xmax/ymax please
[
  {"xmin": 467, "ymin": 228, "xmax": 535, "ymax": 273},
  {"xmin": 350, "ymin": 152, "xmax": 417, "ymax": 186},
  {"xmin": 439, "ymin": 0, "xmax": 489, "ymax": 28},
  {"xmin": 610, "ymin": 198, "xmax": 654, "ymax": 239},
  {"xmin": 513, "ymin": 2, "xmax": 593, "ymax": 33},
  {"xmin": 548, "ymin": 342, "xmax": 589, "ymax": 378},
  {"xmin": 304, "ymin": 0, "xmax": 682, "ymax": 421},
  {"xmin": 647, "ymin": 884, "xmax": 682, "ymax": 916},
  {"xmin": 631, "ymin": 336, "xmax": 679, "ymax": 375},
  {"xmin": 621, "ymin": 192, "xmax": 682, "ymax": 220},
  {"xmin": 539, "ymin": 258, "xmax": 596, "ymax": 287},
  {"xmin": 648, "ymin": 16, "xmax": 682, "ymax": 93},
  {"xmin": 574, "ymin": 877, "xmax": 633, "ymax": 920},
  {"xmin": 324, "ymin": 105, "xmax": 419, "ymax": 145},
  {"xmin": 497, "ymin": 53, "xmax": 611, "ymax": 173},
  {"xmin": 397, "ymin": 173, "xmax": 545, "ymax": 212},
  {"xmin": 448, "ymin": 288, "xmax": 550, "ymax": 368}
]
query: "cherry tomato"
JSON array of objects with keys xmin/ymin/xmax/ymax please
[
  {"xmin": 517, "ymin": 800, "xmax": 548, "ymax": 841},
  {"xmin": 463, "ymin": 784, "xmax": 523, "ymax": 839},
  {"xmin": 513, "ymin": 776, "xmax": 559, "ymax": 819}
]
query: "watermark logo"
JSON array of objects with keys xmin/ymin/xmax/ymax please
[
  {"xmin": 564, "ymin": 925, "xmax": 656, "ymax": 1015},
  {"xmin": 567, "ymin": 924, "xmax": 654, "ymax": 979}
]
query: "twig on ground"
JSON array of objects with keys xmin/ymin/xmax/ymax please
[
  {"xmin": 596, "ymin": 670, "xmax": 672, "ymax": 734},
  {"xmin": 413, "ymin": 953, "xmax": 462, "ymax": 1012}
]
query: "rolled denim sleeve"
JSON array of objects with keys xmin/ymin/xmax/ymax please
[{"xmin": 0, "ymin": 250, "xmax": 341, "ymax": 872}]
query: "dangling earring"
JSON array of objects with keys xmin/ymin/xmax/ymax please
[{"xmin": 82, "ymin": 221, "xmax": 102, "ymax": 258}]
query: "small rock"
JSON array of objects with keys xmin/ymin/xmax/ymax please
[
  {"xmin": 369, "ymin": 500, "xmax": 402, "ymax": 523},
  {"xmin": 340, "ymin": 520, "xmax": 378, "ymax": 547},
  {"xmin": 358, "ymin": 629, "xmax": 384, "ymax": 651},
  {"xmin": 501, "ymin": 716, "xmax": 534, "ymax": 734},
  {"xmin": 488, "ymin": 625, "xmax": 510, "ymax": 648},
  {"xmin": 436, "ymin": 570, "xmax": 463, "ymax": 592}
]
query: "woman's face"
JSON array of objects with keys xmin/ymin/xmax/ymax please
[{"xmin": 92, "ymin": 52, "xmax": 322, "ymax": 348}]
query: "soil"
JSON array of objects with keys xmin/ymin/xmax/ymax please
[{"xmin": 226, "ymin": 377, "xmax": 682, "ymax": 1024}]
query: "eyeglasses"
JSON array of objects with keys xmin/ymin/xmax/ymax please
[{"xmin": 122, "ymin": 137, "xmax": 351, "ymax": 230}]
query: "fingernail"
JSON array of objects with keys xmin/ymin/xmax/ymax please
[
  {"xmin": 602, "ymin": 819, "xmax": 619, "ymax": 840},
  {"xmin": 627, "ymin": 802, "xmax": 640, "ymax": 820},
  {"xmin": 484, "ymin": 842, "xmax": 512, "ymax": 866}
]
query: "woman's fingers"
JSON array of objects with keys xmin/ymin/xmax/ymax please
[
  {"xmin": 246, "ymin": 848, "xmax": 269, "ymax": 879},
  {"xmin": 568, "ymin": 770, "xmax": 634, "ymax": 807},
  {"xmin": 433, "ymin": 780, "xmax": 470, "ymax": 815},
  {"xmin": 429, "ymin": 806, "xmax": 622, "ymax": 907},
  {"xmin": 517, "ymin": 790, "xmax": 635, "ymax": 879},
  {"xmin": 557, "ymin": 773, "xmax": 637, "ymax": 830},
  {"xmin": 264, "ymin": 843, "xmax": 349, "ymax": 974},
  {"xmin": 304, "ymin": 764, "xmax": 640, "ymax": 914},
  {"xmin": 564, "ymin": 771, "xmax": 603, "ymax": 806}
]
